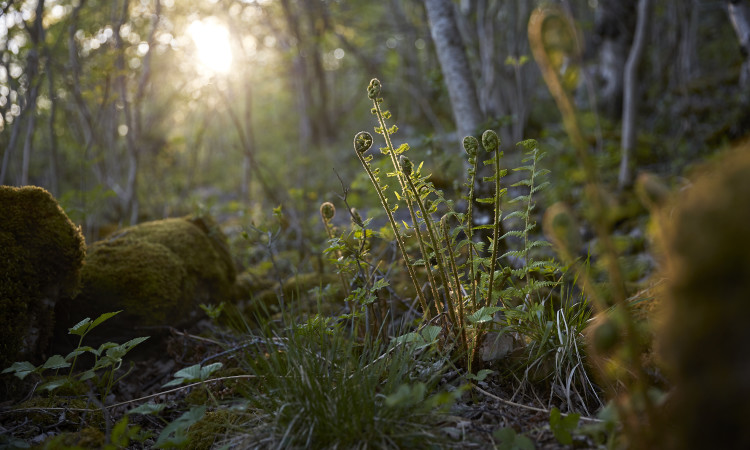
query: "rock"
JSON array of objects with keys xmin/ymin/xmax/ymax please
[
  {"xmin": 55, "ymin": 215, "xmax": 236, "ymax": 345},
  {"xmin": 0, "ymin": 186, "xmax": 85, "ymax": 370},
  {"xmin": 652, "ymin": 146, "xmax": 750, "ymax": 449}
]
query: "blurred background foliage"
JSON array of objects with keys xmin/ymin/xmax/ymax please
[{"xmin": 1, "ymin": 0, "xmax": 748, "ymax": 246}]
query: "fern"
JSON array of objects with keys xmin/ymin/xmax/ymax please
[
  {"xmin": 499, "ymin": 140, "xmax": 557, "ymax": 305},
  {"xmin": 353, "ymin": 78, "xmax": 561, "ymax": 372}
]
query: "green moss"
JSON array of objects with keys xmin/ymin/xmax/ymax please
[
  {"xmin": 186, "ymin": 409, "xmax": 242, "ymax": 450},
  {"xmin": 654, "ymin": 147, "xmax": 750, "ymax": 449},
  {"xmin": 9, "ymin": 395, "xmax": 103, "ymax": 428},
  {"xmin": 67, "ymin": 215, "xmax": 236, "ymax": 336},
  {"xmin": 79, "ymin": 239, "xmax": 187, "ymax": 325},
  {"xmin": 0, "ymin": 186, "xmax": 85, "ymax": 373},
  {"xmin": 41, "ymin": 427, "xmax": 105, "ymax": 449},
  {"xmin": 113, "ymin": 216, "xmax": 236, "ymax": 302}
]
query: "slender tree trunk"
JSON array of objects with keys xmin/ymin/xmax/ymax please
[
  {"xmin": 241, "ymin": 80, "xmax": 255, "ymax": 200},
  {"xmin": 424, "ymin": 0, "xmax": 483, "ymax": 142},
  {"xmin": 1, "ymin": 0, "xmax": 45, "ymax": 185},
  {"xmin": 592, "ymin": 0, "xmax": 636, "ymax": 118},
  {"xmin": 619, "ymin": 0, "xmax": 651, "ymax": 190},
  {"xmin": 114, "ymin": 0, "xmax": 139, "ymax": 224},
  {"xmin": 20, "ymin": 94, "xmax": 38, "ymax": 185},
  {"xmin": 45, "ymin": 47, "xmax": 60, "ymax": 196},
  {"xmin": 728, "ymin": 0, "xmax": 750, "ymax": 87}
]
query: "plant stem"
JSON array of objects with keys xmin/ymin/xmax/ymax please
[
  {"xmin": 486, "ymin": 146, "xmax": 506, "ymax": 309},
  {"xmin": 353, "ymin": 150, "xmax": 429, "ymax": 320}
]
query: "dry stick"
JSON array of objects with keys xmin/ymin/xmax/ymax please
[{"xmin": 473, "ymin": 385, "xmax": 603, "ymax": 423}]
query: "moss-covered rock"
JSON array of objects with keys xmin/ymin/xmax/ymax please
[
  {"xmin": 0, "ymin": 186, "xmax": 85, "ymax": 371},
  {"xmin": 57, "ymin": 215, "xmax": 236, "ymax": 343},
  {"xmin": 653, "ymin": 147, "xmax": 750, "ymax": 449}
]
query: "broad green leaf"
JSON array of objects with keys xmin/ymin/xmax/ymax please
[
  {"xmin": 494, "ymin": 427, "xmax": 535, "ymax": 450},
  {"xmin": 467, "ymin": 307, "xmax": 502, "ymax": 324},
  {"xmin": 2, "ymin": 361, "xmax": 37, "ymax": 380},
  {"xmin": 154, "ymin": 406, "xmax": 206, "ymax": 449},
  {"xmin": 420, "ymin": 325, "xmax": 442, "ymax": 343},
  {"xmin": 550, "ymin": 407, "xmax": 580, "ymax": 445},
  {"xmin": 384, "ymin": 382, "xmax": 426, "ymax": 408},
  {"xmin": 466, "ymin": 369, "xmax": 494, "ymax": 382},
  {"xmin": 391, "ymin": 331, "xmax": 421, "ymax": 346},
  {"xmin": 66, "ymin": 346, "xmax": 95, "ymax": 360},
  {"xmin": 167, "ymin": 364, "xmax": 202, "ymax": 385},
  {"xmin": 40, "ymin": 378, "xmax": 71, "ymax": 392},
  {"xmin": 68, "ymin": 317, "xmax": 92, "ymax": 336},
  {"xmin": 88, "ymin": 311, "xmax": 122, "ymax": 333},
  {"xmin": 199, "ymin": 362, "xmax": 223, "ymax": 380},
  {"xmin": 79, "ymin": 369, "xmax": 96, "ymax": 381},
  {"xmin": 110, "ymin": 415, "xmax": 132, "ymax": 447},
  {"xmin": 97, "ymin": 342, "xmax": 119, "ymax": 355},
  {"xmin": 42, "ymin": 355, "xmax": 71, "ymax": 370},
  {"xmin": 128, "ymin": 402, "xmax": 167, "ymax": 416}
]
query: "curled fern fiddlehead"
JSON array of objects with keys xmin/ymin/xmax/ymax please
[
  {"xmin": 320, "ymin": 202, "xmax": 336, "ymax": 223},
  {"xmin": 354, "ymin": 131, "xmax": 374, "ymax": 154}
]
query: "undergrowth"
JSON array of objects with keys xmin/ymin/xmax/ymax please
[{"xmin": 342, "ymin": 78, "xmax": 598, "ymax": 411}]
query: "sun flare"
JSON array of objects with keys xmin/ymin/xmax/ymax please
[{"xmin": 187, "ymin": 18, "xmax": 233, "ymax": 74}]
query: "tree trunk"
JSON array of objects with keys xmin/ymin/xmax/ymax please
[
  {"xmin": 114, "ymin": 0, "xmax": 139, "ymax": 224},
  {"xmin": 424, "ymin": 0, "xmax": 483, "ymax": 142},
  {"xmin": 728, "ymin": 0, "xmax": 750, "ymax": 87},
  {"xmin": 1, "ymin": 0, "xmax": 45, "ymax": 186},
  {"xmin": 592, "ymin": 0, "xmax": 636, "ymax": 118},
  {"xmin": 45, "ymin": 46, "xmax": 60, "ymax": 196},
  {"xmin": 619, "ymin": 0, "xmax": 651, "ymax": 191}
]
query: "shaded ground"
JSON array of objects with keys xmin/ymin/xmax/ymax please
[{"xmin": 1, "ymin": 316, "xmax": 607, "ymax": 448}]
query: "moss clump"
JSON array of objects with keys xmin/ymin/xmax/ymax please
[
  {"xmin": 77, "ymin": 239, "xmax": 188, "ymax": 326},
  {"xmin": 654, "ymin": 147, "xmax": 750, "ymax": 449},
  {"xmin": 0, "ymin": 186, "xmax": 85, "ymax": 371},
  {"xmin": 60, "ymin": 215, "xmax": 236, "ymax": 343},
  {"xmin": 185, "ymin": 409, "xmax": 242, "ymax": 450}
]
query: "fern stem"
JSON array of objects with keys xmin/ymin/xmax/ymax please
[
  {"xmin": 486, "ymin": 144, "xmax": 506, "ymax": 309},
  {"xmin": 401, "ymin": 175, "xmax": 456, "ymax": 322},
  {"xmin": 463, "ymin": 139, "xmax": 480, "ymax": 311},
  {"xmin": 353, "ymin": 150, "xmax": 429, "ymax": 320},
  {"xmin": 441, "ymin": 215, "xmax": 470, "ymax": 358},
  {"xmin": 370, "ymin": 97, "xmax": 443, "ymax": 318}
]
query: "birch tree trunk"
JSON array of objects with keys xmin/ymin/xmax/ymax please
[
  {"xmin": 619, "ymin": 0, "xmax": 651, "ymax": 190},
  {"xmin": 424, "ymin": 0, "xmax": 483, "ymax": 142},
  {"xmin": 592, "ymin": 0, "xmax": 636, "ymax": 118},
  {"xmin": 728, "ymin": 0, "xmax": 750, "ymax": 87}
]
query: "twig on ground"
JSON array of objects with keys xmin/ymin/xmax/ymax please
[{"xmin": 473, "ymin": 385, "xmax": 603, "ymax": 423}]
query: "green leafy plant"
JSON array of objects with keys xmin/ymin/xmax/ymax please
[
  {"xmin": 549, "ymin": 407, "xmax": 580, "ymax": 445},
  {"xmin": 320, "ymin": 199, "xmax": 393, "ymax": 340},
  {"xmin": 493, "ymin": 427, "xmax": 535, "ymax": 450},
  {"xmin": 352, "ymin": 78, "xmax": 574, "ymax": 377},
  {"xmin": 128, "ymin": 403, "xmax": 207, "ymax": 449},
  {"xmin": 2, "ymin": 311, "xmax": 148, "ymax": 403}
]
